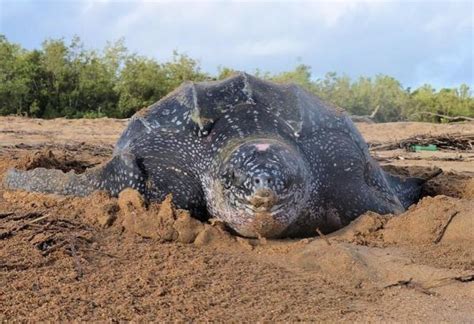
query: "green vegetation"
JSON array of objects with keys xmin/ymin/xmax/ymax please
[{"xmin": 1, "ymin": 35, "xmax": 472, "ymax": 122}]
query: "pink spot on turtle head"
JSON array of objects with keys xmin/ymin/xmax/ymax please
[{"xmin": 254, "ymin": 143, "xmax": 270, "ymax": 151}]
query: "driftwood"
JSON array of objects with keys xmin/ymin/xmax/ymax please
[
  {"xmin": 433, "ymin": 211, "xmax": 458, "ymax": 244},
  {"xmin": 384, "ymin": 274, "xmax": 474, "ymax": 294},
  {"xmin": 351, "ymin": 115, "xmax": 375, "ymax": 123},
  {"xmin": 352, "ymin": 109, "xmax": 474, "ymax": 123},
  {"xmin": 315, "ymin": 228, "xmax": 331, "ymax": 246},
  {"xmin": 418, "ymin": 112, "xmax": 474, "ymax": 122},
  {"xmin": 383, "ymin": 278, "xmax": 436, "ymax": 295},
  {"xmin": 351, "ymin": 105, "xmax": 381, "ymax": 123},
  {"xmin": 370, "ymin": 133, "xmax": 474, "ymax": 152},
  {"xmin": 0, "ymin": 212, "xmax": 46, "ymax": 239}
]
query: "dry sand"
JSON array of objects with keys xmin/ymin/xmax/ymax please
[{"xmin": 0, "ymin": 117, "xmax": 473, "ymax": 322}]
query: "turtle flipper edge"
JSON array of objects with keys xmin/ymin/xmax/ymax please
[
  {"xmin": 383, "ymin": 172, "xmax": 425, "ymax": 209},
  {"xmin": 3, "ymin": 151, "xmax": 146, "ymax": 198},
  {"xmin": 3, "ymin": 167, "xmax": 103, "ymax": 197}
]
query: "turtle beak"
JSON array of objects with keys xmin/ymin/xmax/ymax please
[
  {"xmin": 248, "ymin": 188, "xmax": 278, "ymax": 212},
  {"xmin": 244, "ymin": 190, "xmax": 286, "ymax": 238}
]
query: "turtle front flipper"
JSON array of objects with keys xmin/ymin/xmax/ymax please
[
  {"xmin": 383, "ymin": 168, "xmax": 442, "ymax": 209},
  {"xmin": 3, "ymin": 151, "xmax": 146, "ymax": 198},
  {"xmin": 3, "ymin": 167, "xmax": 103, "ymax": 197}
]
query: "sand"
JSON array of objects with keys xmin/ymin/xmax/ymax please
[{"xmin": 0, "ymin": 117, "xmax": 473, "ymax": 321}]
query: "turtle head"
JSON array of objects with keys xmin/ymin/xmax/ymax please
[{"xmin": 212, "ymin": 139, "xmax": 311, "ymax": 238}]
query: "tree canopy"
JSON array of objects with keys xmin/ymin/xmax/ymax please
[{"xmin": 0, "ymin": 35, "xmax": 472, "ymax": 122}]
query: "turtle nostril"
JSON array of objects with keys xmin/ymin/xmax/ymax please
[{"xmin": 253, "ymin": 175, "xmax": 272, "ymax": 187}]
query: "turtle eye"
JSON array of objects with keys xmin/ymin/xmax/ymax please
[
  {"xmin": 222, "ymin": 169, "xmax": 232, "ymax": 189},
  {"xmin": 222, "ymin": 168, "xmax": 241, "ymax": 189},
  {"xmin": 229, "ymin": 169, "xmax": 245, "ymax": 187},
  {"xmin": 222, "ymin": 167, "xmax": 245, "ymax": 189},
  {"xmin": 232, "ymin": 170, "xmax": 245, "ymax": 187}
]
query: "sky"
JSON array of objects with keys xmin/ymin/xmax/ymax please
[{"xmin": 0, "ymin": 0, "xmax": 472, "ymax": 89}]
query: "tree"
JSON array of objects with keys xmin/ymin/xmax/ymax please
[
  {"xmin": 0, "ymin": 35, "xmax": 472, "ymax": 121},
  {"xmin": 0, "ymin": 35, "xmax": 31, "ymax": 115},
  {"xmin": 349, "ymin": 77, "xmax": 373, "ymax": 116},
  {"xmin": 408, "ymin": 84, "xmax": 437, "ymax": 121},
  {"xmin": 369, "ymin": 75, "xmax": 409, "ymax": 122},
  {"xmin": 217, "ymin": 66, "xmax": 237, "ymax": 80},
  {"xmin": 116, "ymin": 55, "xmax": 166, "ymax": 117},
  {"xmin": 269, "ymin": 64, "xmax": 314, "ymax": 91},
  {"xmin": 161, "ymin": 51, "xmax": 209, "ymax": 92}
]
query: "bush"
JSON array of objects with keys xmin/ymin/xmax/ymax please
[{"xmin": 0, "ymin": 35, "xmax": 472, "ymax": 122}]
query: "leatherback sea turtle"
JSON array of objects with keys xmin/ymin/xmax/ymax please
[{"xmin": 4, "ymin": 73, "xmax": 424, "ymax": 238}]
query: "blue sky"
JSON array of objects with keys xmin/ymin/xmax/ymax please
[{"xmin": 0, "ymin": 0, "xmax": 472, "ymax": 88}]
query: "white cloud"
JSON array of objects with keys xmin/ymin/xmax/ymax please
[
  {"xmin": 235, "ymin": 39, "xmax": 306, "ymax": 56},
  {"xmin": 423, "ymin": 11, "xmax": 472, "ymax": 33},
  {"xmin": 80, "ymin": 0, "xmax": 114, "ymax": 15},
  {"xmin": 2, "ymin": 0, "xmax": 472, "ymax": 87}
]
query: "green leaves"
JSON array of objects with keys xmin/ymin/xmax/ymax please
[
  {"xmin": 116, "ymin": 51, "xmax": 208, "ymax": 117},
  {"xmin": 261, "ymin": 67, "xmax": 473, "ymax": 122},
  {"xmin": 0, "ymin": 34, "xmax": 471, "ymax": 121},
  {"xmin": 0, "ymin": 36, "xmax": 210, "ymax": 119}
]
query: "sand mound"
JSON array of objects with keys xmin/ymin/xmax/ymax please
[
  {"xmin": 383, "ymin": 196, "xmax": 473, "ymax": 245},
  {"xmin": 118, "ymin": 189, "xmax": 233, "ymax": 245},
  {"xmin": 332, "ymin": 196, "xmax": 473, "ymax": 247}
]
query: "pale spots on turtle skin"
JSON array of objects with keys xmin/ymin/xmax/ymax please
[{"xmin": 3, "ymin": 72, "xmax": 421, "ymax": 238}]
